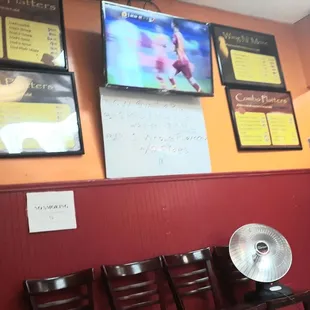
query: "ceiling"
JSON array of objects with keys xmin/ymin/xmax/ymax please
[{"xmin": 179, "ymin": 0, "xmax": 310, "ymax": 23}]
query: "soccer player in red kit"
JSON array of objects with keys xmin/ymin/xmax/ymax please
[{"xmin": 169, "ymin": 20, "xmax": 201, "ymax": 92}]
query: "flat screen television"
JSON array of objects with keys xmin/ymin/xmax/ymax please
[{"xmin": 101, "ymin": 1, "xmax": 213, "ymax": 97}]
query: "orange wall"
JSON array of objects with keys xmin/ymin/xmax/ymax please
[
  {"xmin": 294, "ymin": 15, "xmax": 310, "ymax": 89},
  {"xmin": 1, "ymin": 0, "xmax": 310, "ymax": 185}
]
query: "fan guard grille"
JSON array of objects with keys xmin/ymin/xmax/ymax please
[{"xmin": 229, "ymin": 224, "xmax": 292, "ymax": 283}]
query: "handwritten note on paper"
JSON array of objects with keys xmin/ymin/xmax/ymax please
[
  {"xmin": 27, "ymin": 191, "xmax": 77, "ymax": 233},
  {"xmin": 100, "ymin": 89, "xmax": 212, "ymax": 178}
]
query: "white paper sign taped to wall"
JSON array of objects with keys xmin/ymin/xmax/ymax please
[
  {"xmin": 27, "ymin": 191, "xmax": 77, "ymax": 233},
  {"xmin": 100, "ymin": 88, "xmax": 212, "ymax": 178}
]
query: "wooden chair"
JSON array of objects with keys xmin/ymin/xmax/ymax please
[
  {"xmin": 162, "ymin": 247, "xmax": 223, "ymax": 310},
  {"xmin": 213, "ymin": 246, "xmax": 310, "ymax": 310},
  {"xmin": 213, "ymin": 246, "xmax": 251, "ymax": 306},
  {"xmin": 24, "ymin": 268, "xmax": 95, "ymax": 310},
  {"xmin": 266, "ymin": 291, "xmax": 310, "ymax": 310},
  {"xmin": 101, "ymin": 257, "xmax": 167, "ymax": 310}
]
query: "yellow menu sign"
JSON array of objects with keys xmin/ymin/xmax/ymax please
[
  {"xmin": 0, "ymin": 102, "xmax": 73, "ymax": 150},
  {"xmin": 235, "ymin": 112, "xmax": 271, "ymax": 146},
  {"xmin": 0, "ymin": 69, "xmax": 82, "ymax": 157},
  {"xmin": 5, "ymin": 17, "xmax": 62, "ymax": 65},
  {"xmin": 0, "ymin": 17, "xmax": 3, "ymax": 58},
  {"xmin": 227, "ymin": 88, "xmax": 301, "ymax": 150},
  {"xmin": 212, "ymin": 25, "xmax": 285, "ymax": 88},
  {"xmin": 231, "ymin": 50, "xmax": 281, "ymax": 85}
]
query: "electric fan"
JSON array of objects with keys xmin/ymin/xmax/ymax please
[{"xmin": 229, "ymin": 223, "xmax": 293, "ymax": 303}]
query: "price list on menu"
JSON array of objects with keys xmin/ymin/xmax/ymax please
[
  {"xmin": 231, "ymin": 50, "xmax": 281, "ymax": 85},
  {"xmin": 0, "ymin": 103, "xmax": 72, "ymax": 150},
  {"xmin": 267, "ymin": 113, "xmax": 299, "ymax": 146},
  {"xmin": 235, "ymin": 112, "xmax": 271, "ymax": 146},
  {"xmin": 226, "ymin": 88, "xmax": 301, "ymax": 150},
  {"xmin": 0, "ymin": 17, "xmax": 3, "ymax": 58},
  {"xmin": 6, "ymin": 17, "xmax": 61, "ymax": 65}
]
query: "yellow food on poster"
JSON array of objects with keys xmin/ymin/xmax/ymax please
[
  {"xmin": 0, "ymin": 17, "xmax": 3, "ymax": 58},
  {"xmin": 267, "ymin": 113, "xmax": 299, "ymax": 146},
  {"xmin": 0, "ymin": 102, "xmax": 74, "ymax": 150},
  {"xmin": 231, "ymin": 50, "xmax": 281, "ymax": 85},
  {"xmin": 5, "ymin": 17, "xmax": 61, "ymax": 65},
  {"xmin": 235, "ymin": 111, "xmax": 271, "ymax": 146}
]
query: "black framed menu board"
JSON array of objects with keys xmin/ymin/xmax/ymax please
[
  {"xmin": 226, "ymin": 87, "xmax": 301, "ymax": 151},
  {"xmin": 0, "ymin": 68, "xmax": 83, "ymax": 158},
  {"xmin": 0, "ymin": 0, "xmax": 67, "ymax": 69},
  {"xmin": 212, "ymin": 24, "xmax": 286, "ymax": 90}
]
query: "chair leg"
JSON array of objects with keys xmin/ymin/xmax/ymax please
[{"xmin": 303, "ymin": 301, "xmax": 310, "ymax": 310}]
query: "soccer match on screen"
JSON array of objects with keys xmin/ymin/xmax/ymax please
[{"xmin": 102, "ymin": 2, "xmax": 213, "ymax": 95}]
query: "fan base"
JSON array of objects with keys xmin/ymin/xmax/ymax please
[{"xmin": 245, "ymin": 282, "xmax": 293, "ymax": 303}]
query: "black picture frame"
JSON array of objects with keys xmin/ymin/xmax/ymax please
[
  {"xmin": 211, "ymin": 24, "xmax": 286, "ymax": 91},
  {"xmin": 0, "ymin": 68, "xmax": 84, "ymax": 158},
  {"xmin": 226, "ymin": 86, "xmax": 302, "ymax": 151},
  {"xmin": 100, "ymin": 1, "xmax": 214, "ymax": 98},
  {"xmin": 0, "ymin": 0, "xmax": 68, "ymax": 71}
]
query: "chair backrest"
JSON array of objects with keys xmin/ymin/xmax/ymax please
[
  {"xmin": 24, "ymin": 268, "xmax": 95, "ymax": 310},
  {"xmin": 213, "ymin": 246, "xmax": 251, "ymax": 305},
  {"xmin": 101, "ymin": 257, "xmax": 167, "ymax": 310},
  {"xmin": 162, "ymin": 247, "xmax": 222, "ymax": 310}
]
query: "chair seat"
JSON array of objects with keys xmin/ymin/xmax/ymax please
[
  {"xmin": 266, "ymin": 290, "xmax": 310, "ymax": 308},
  {"xmin": 223, "ymin": 290, "xmax": 310, "ymax": 310},
  {"xmin": 224, "ymin": 302, "xmax": 266, "ymax": 310}
]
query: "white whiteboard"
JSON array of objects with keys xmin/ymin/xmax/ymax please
[{"xmin": 100, "ymin": 89, "xmax": 212, "ymax": 178}]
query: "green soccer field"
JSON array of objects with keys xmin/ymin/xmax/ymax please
[{"xmin": 108, "ymin": 72, "xmax": 212, "ymax": 94}]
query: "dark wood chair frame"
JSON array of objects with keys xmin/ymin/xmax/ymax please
[
  {"xmin": 101, "ymin": 257, "xmax": 167, "ymax": 310},
  {"xmin": 266, "ymin": 290, "xmax": 310, "ymax": 310},
  {"xmin": 162, "ymin": 247, "xmax": 222, "ymax": 310},
  {"xmin": 24, "ymin": 268, "xmax": 95, "ymax": 310},
  {"xmin": 213, "ymin": 246, "xmax": 251, "ymax": 306}
]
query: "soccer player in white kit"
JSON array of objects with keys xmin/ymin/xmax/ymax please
[
  {"xmin": 106, "ymin": 11, "xmax": 143, "ymax": 87},
  {"xmin": 153, "ymin": 25, "xmax": 172, "ymax": 89}
]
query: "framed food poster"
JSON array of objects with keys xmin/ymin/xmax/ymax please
[
  {"xmin": 212, "ymin": 24, "xmax": 286, "ymax": 90},
  {"xmin": 0, "ymin": 68, "xmax": 84, "ymax": 158},
  {"xmin": 226, "ymin": 87, "xmax": 302, "ymax": 151},
  {"xmin": 0, "ymin": 0, "xmax": 67, "ymax": 70}
]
